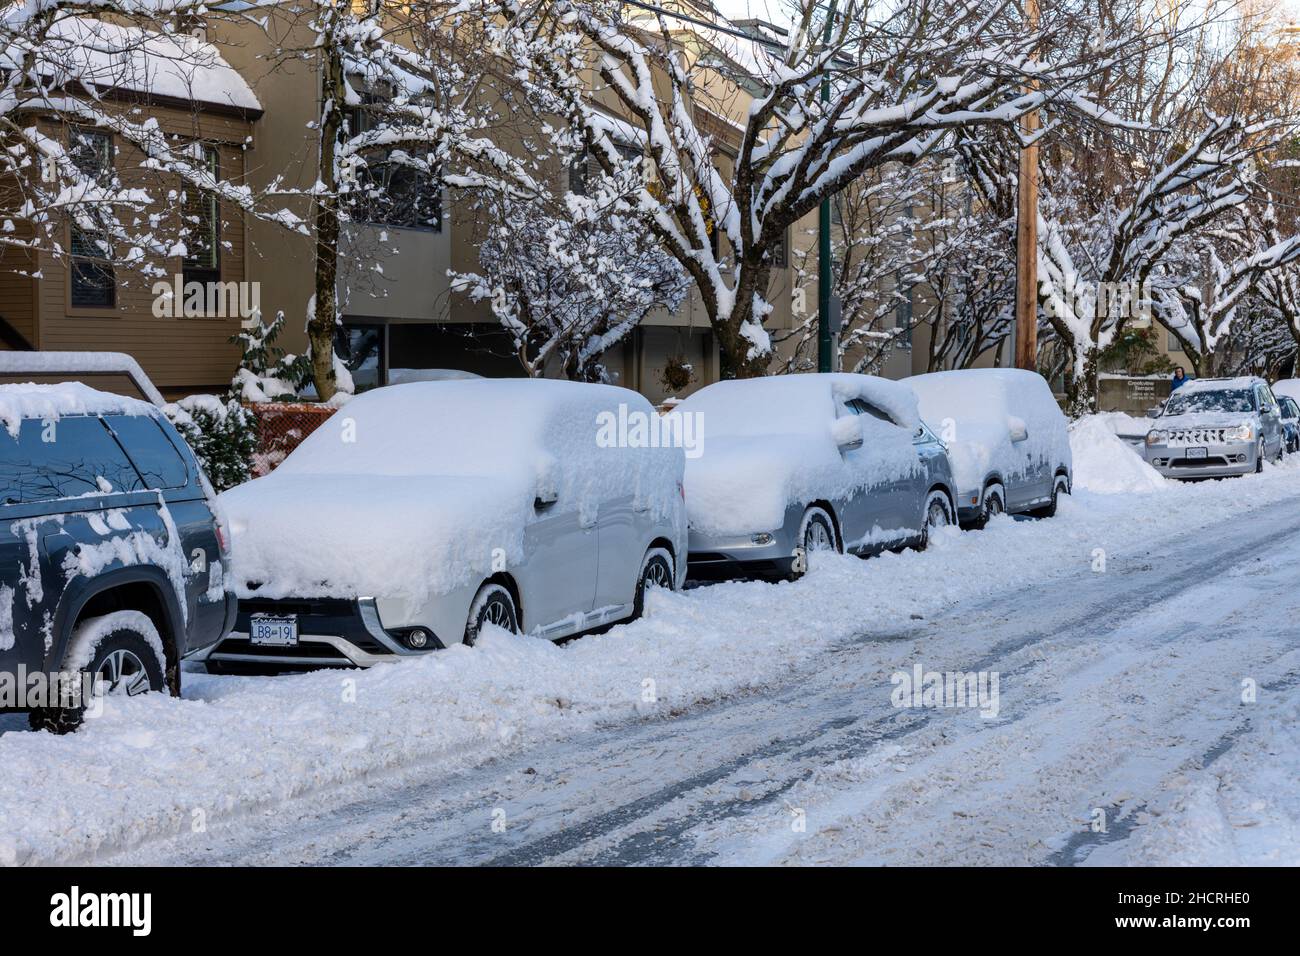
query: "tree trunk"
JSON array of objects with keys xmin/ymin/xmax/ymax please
[
  {"xmin": 1066, "ymin": 346, "xmax": 1102, "ymax": 417},
  {"xmin": 716, "ymin": 258, "xmax": 775, "ymax": 379},
  {"xmin": 308, "ymin": 25, "xmax": 347, "ymax": 403}
]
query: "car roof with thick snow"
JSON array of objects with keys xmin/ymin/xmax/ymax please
[
  {"xmin": 0, "ymin": 382, "xmax": 157, "ymax": 438},
  {"xmin": 678, "ymin": 373, "xmax": 919, "ymax": 436}
]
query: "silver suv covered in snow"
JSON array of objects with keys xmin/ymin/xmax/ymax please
[
  {"xmin": 1144, "ymin": 376, "xmax": 1285, "ymax": 478},
  {"xmin": 204, "ymin": 380, "xmax": 687, "ymax": 671}
]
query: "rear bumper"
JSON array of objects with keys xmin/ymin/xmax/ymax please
[{"xmin": 196, "ymin": 597, "xmax": 441, "ymax": 670}]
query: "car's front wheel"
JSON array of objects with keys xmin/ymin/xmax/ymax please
[
  {"xmin": 30, "ymin": 612, "xmax": 169, "ymax": 734},
  {"xmin": 464, "ymin": 582, "xmax": 520, "ymax": 646},
  {"xmin": 633, "ymin": 547, "xmax": 675, "ymax": 619}
]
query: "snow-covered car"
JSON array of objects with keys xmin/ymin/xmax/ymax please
[
  {"xmin": 202, "ymin": 380, "xmax": 687, "ymax": 671},
  {"xmin": 1278, "ymin": 395, "xmax": 1300, "ymax": 454},
  {"xmin": 1143, "ymin": 376, "xmax": 1285, "ymax": 478},
  {"xmin": 1, "ymin": 382, "xmax": 234, "ymax": 732},
  {"xmin": 906, "ymin": 368, "xmax": 1073, "ymax": 526},
  {"xmin": 679, "ymin": 373, "xmax": 956, "ymax": 582}
]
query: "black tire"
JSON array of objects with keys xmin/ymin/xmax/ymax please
[
  {"xmin": 789, "ymin": 506, "xmax": 839, "ymax": 580},
  {"xmin": 1256, "ymin": 441, "xmax": 1265, "ymax": 474},
  {"xmin": 972, "ymin": 485, "xmax": 1005, "ymax": 530},
  {"xmin": 29, "ymin": 614, "xmax": 168, "ymax": 735},
  {"xmin": 917, "ymin": 490, "xmax": 954, "ymax": 550},
  {"xmin": 1029, "ymin": 475, "xmax": 1070, "ymax": 518},
  {"xmin": 632, "ymin": 547, "xmax": 675, "ymax": 619},
  {"xmin": 463, "ymin": 582, "xmax": 520, "ymax": 646}
]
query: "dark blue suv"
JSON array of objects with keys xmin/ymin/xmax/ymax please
[{"xmin": 1, "ymin": 383, "xmax": 234, "ymax": 732}]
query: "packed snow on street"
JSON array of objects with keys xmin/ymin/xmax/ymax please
[{"xmin": 2, "ymin": 416, "xmax": 1298, "ymax": 867}]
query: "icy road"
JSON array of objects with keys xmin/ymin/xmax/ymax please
[{"xmin": 32, "ymin": 463, "xmax": 1292, "ymax": 868}]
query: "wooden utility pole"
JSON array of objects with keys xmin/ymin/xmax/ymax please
[{"xmin": 1014, "ymin": 0, "xmax": 1040, "ymax": 372}]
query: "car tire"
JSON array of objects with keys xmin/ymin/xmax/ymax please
[
  {"xmin": 973, "ymin": 484, "xmax": 1005, "ymax": 530},
  {"xmin": 632, "ymin": 547, "xmax": 675, "ymax": 619},
  {"xmin": 463, "ymin": 582, "xmax": 520, "ymax": 646},
  {"xmin": 917, "ymin": 490, "xmax": 954, "ymax": 550},
  {"xmin": 29, "ymin": 612, "xmax": 168, "ymax": 735},
  {"xmin": 1029, "ymin": 476, "xmax": 1070, "ymax": 518},
  {"xmin": 1256, "ymin": 441, "xmax": 1265, "ymax": 474},
  {"xmin": 789, "ymin": 506, "xmax": 839, "ymax": 580}
]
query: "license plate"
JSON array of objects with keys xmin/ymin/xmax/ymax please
[
  {"xmin": 250, "ymin": 615, "xmax": 298, "ymax": 646},
  {"xmin": 1185, "ymin": 447, "xmax": 1208, "ymax": 459}
]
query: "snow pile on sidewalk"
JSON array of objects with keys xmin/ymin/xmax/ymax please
[{"xmin": 1069, "ymin": 415, "xmax": 1166, "ymax": 494}]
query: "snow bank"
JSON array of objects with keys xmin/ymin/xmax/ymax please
[
  {"xmin": 1068, "ymin": 416, "xmax": 1166, "ymax": 494},
  {"xmin": 220, "ymin": 379, "xmax": 683, "ymax": 602},
  {"xmin": 679, "ymin": 374, "xmax": 921, "ymax": 534},
  {"xmin": 907, "ymin": 369, "xmax": 1071, "ymax": 496},
  {"xmin": 0, "ymin": 382, "xmax": 156, "ymax": 438}
]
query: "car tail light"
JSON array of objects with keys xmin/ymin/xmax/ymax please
[
  {"xmin": 678, "ymin": 482, "xmax": 685, "ymax": 501},
  {"xmin": 214, "ymin": 521, "xmax": 229, "ymax": 556}
]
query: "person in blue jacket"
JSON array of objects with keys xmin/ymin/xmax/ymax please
[{"xmin": 1171, "ymin": 367, "xmax": 1190, "ymax": 391}]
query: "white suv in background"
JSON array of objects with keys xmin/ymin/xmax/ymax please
[{"xmin": 1143, "ymin": 376, "xmax": 1285, "ymax": 479}]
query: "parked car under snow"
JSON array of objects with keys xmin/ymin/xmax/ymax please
[
  {"xmin": 1, "ymin": 382, "xmax": 233, "ymax": 732},
  {"xmin": 679, "ymin": 373, "xmax": 956, "ymax": 582},
  {"xmin": 906, "ymin": 368, "xmax": 1073, "ymax": 527},
  {"xmin": 1143, "ymin": 376, "xmax": 1285, "ymax": 478},
  {"xmin": 202, "ymin": 380, "xmax": 687, "ymax": 671}
]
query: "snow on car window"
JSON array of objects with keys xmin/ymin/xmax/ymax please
[{"xmin": 1165, "ymin": 389, "xmax": 1254, "ymax": 415}]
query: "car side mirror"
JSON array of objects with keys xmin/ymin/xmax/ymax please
[
  {"xmin": 1007, "ymin": 416, "xmax": 1029, "ymax": 444},
  {"xmin": 534, "ymin": 487, "xmax": 558, "ymax": 510},
  {"xmin": 1146, "ymin": 407, "xmax": 1161, "ymax": 419},
  {"xmin": 831, "ymin": 416, "xmax": 863, "ymax": 451}
]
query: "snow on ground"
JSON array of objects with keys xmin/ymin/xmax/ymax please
[
  {"xmin": 1085, "ymin": 681, "xmax": 1300, "ymax": 866},
  {"xmin": 0, "ymin": 425, "xmax": 1298, "ymax": 865},
  {"xmin": 1068, "ymin": 415, "xmax": 1167, "ymax": 494}
]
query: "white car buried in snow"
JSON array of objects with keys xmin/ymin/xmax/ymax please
[
  {"xmin": 200, "ymin": 380, "xmax": 687, "ymax": 672},
  {"xmin": 906, "ymin": 368, "xmax": 1072, "ymax": 527},
  {"xmin": 679, "ymin": 373, "xmax": 957, "ymax": 582}
]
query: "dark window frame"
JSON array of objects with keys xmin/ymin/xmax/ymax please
[
  {"xmin": 182, "ymin": 144, "xmax": 222, "ymax": 288},
  {"xmin": 67, "ymin": 127, "xmax": 116, "ymax": 310}
]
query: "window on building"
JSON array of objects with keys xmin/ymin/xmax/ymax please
[
  {"xmin": 895, "ymin": 283, "xmax": 914, "ymax": 349},
  {"xmin": 182, "ymin": 145, "xmax": 221, "ymax": 286},
  {"xmin": 335, "ymin": 323, "xmax": 385, "ymax": 392},
  {"xmin": 67, "ymin": 128, "xmax": 115, "ymax": 308},
  {"xmin": 346, "ymin": 90, "xmax": 441, "ymax": 231},
  {"xmin": 771, "ymin": 228, "xmax": 788, "ymax": 269}
]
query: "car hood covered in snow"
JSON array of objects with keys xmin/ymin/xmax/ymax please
[{"xmin": 221, "ymin": 471, "xmax": 533, "ymax": 603}]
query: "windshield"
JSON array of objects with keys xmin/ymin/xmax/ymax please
[{"xmin": 1164, "ymin": 389, "xmax": 1254, "ymax": 416}]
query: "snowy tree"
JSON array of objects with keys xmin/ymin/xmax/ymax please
[
  {"xmin": 249, "ymin": 0, "xmax": 544, "ymax": 400},
  {"xmin": 483, "ymin": 0, "xmax": 1138, "ymax": 379},
  {"xmin": 450, "ymin": 184, "xmax": 689, "ymax": 381},
  {"xmin": 0, "ymin": 3, "xmax": 304, "ymax": 291}
]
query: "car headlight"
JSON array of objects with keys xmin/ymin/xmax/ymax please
[
  {"xmin": 1145, "ymin": 429, "xmax": 1168, "ymax": 446},
  {"xmin": 1224, "ymin": 423, "xmax": 1254, "ymax": 442}
]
